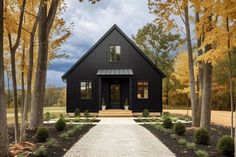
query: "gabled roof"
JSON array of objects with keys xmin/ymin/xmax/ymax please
[{"xmin": 62, "ymin": 24, "xmax": 166, "ymax": 80}]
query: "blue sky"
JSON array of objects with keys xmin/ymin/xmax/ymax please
[{"xmin": 47, "ymin": 0, "xmax": 156, "ymax": 87}]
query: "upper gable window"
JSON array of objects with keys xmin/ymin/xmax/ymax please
[{"xmin": 110, "ymin": 45, "xmax": 121, "ymax": 62}]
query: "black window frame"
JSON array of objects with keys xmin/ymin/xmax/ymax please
[
  {"xmin": 109, "ymin": 45, "xmax": 121, "ymax": 62},
  {"xmin": 80, "ymin": 81, "xmax": 92, "ymax": 100},
  {"xmin": 137, "ymin": 81, "xmax": 149, "ymax": 99}
]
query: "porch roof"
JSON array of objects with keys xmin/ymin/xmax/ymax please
[{"xmin": 96, "ymin": 69, "xmax": 134, "ymax": 76}]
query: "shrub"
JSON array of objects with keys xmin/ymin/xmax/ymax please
[
  {"xmin": 60, "ymin": 132, "xmax": 69, "ymax": 141},
  {"xmin": 163, "ymin": 128, "xmax": 173, "ymax": 135},
  {"xmin": 34, "ymin": 147, "xmax": 47, "ymax": 157},
  {"xmin": 194, "ymin": 128, "xmax": 209, "ymax": 145},
  {"xmin": 44, "ymin": 112, "xmax": 51, "ymax": 122},
  {"xmin": 142, "ymin": 109, "xmax": 149, "ymax": 117},
  {"xmin": 186, "ymin": 142, "xmax": 196, "ymax": 150},
  {"xmin": 74, "ymin": 125, "xmax": 83, "ymax": 132},
  {"xmin": 174, "ymin": 122, "xmax": 186, "ymax": 135},
  {"xmin": 84, "ymin": 110, "xmax": 90, "ymax": 118},
  {"xmin": 36, "ymin": 127, "xmax": 49, "ymax": 142},
  {"xmin": 161, "ymin": 112, "xmax": 170, "ymax": 119},
  {"xmin": 55, "ymin": 118, "xmax": 66, "ymax": 132},
  {"xmin": 217, "ymin": 135, "xmax": 234, "ymax": 156},
  {"xmin": 195, "ymin": 150, "xmax": 209, "ymax": 157},
  {"xmin": 170, "ymin": 134, "xmax": 177, "ymax": 140},
  {"xmin": 74, "ymin": 108, "xmax": 80, "ymax": 117},
  {"xmin": 163, "ymin": 117, "xmax": 173, "ymax": 129},
  {"xmin": 67, "ymin": 129, "xmax": 76, "ymax": 137},
  {"xmin": 177, "ymin": 138, "xmax": 187, "ymax": 145},
  {"xmin": 46, "ymin": 138, "xmax": 57, "ymax": 147}
]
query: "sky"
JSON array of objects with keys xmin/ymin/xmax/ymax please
[{"xmin": 47, "ymin": 0, "xmax": 156, "ymax": 87}]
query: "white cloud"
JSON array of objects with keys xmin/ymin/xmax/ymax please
[{"xmin": 46, "ymin": 70, "xmax": 65, "ymax": 87}]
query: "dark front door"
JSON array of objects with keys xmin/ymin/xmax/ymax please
[{"xmin": 110, "ymin": 83, "xmax": 121, "ymax": 109}]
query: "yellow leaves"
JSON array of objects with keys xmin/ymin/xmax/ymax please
[
  {"xmin": 176, "ymin": 87, "xmax": 190, "ymax": 94},
  {"xmin": 173, "ymin": 51, "xmax": 189, "ymax": 86},
  {"xmin": 196, "ymin": 25, "xmax": 233, "ymax": 64}
]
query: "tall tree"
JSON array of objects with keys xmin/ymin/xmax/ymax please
[
  {"xmin": 133, "ymin": 23, "xmax": 181, "ymax": 106},
  {"xmin": 29, "ymin": 0, "xmax": 60, "ymax": 130},
  {"xmin": 183, "ymin": 3, "xmax": 199, "ymax": 127},
  {"xmin": 20, "ymin": 2, "xmax": 40, "ymax": 140},
  {"xmin": 0, "ymin": 0, "xmax": 9, "ymax": 156},
  {"xmin": 226, "ymin": 16, "xmax": 234, "ymax": 137},
  {"xmin": 148, "ymin": 0, "xmax": 199, "ymax": 127},
  {"xmin": 21, "ymin": 44, "xmax": 25, "ymax": 116},
  {"xmin": 195, "ymin": 10, "xmax": 203, "ymax": 126},
  {"xmin": 7, "ymin": 0, "xmax": 26, "ymax": 143}
]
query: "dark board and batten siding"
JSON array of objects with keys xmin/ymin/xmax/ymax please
[{"xmin": 63, "ymin": 25, "xmax": 165, "ymax": 113}]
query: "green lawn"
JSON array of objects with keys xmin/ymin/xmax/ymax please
[{"xmin": 7, "ymin": 106, "xmax": 66, "ymax": 124}]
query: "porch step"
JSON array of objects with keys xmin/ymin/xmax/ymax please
[{"xmin": 98, "ymin": 109, "xmax": 133, "ymax": 117}]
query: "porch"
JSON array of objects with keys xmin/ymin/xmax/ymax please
[{"xmin": 97, "ymin": 69, "xmax": 133, "ymax": 110}]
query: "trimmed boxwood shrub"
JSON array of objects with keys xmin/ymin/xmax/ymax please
[
  {"xmin": 217, "ymin": 135, "xmax": 234, "ymax": 156},
  {"xmin": 74, "ymin": 108, "xmax": 80, "ymax": 117},
  {"xmin": 142, "ymin": 109, "xmax": 149, "ymax": 117},
  {"xmin": 36, "ymin": 127, "xmax": 49, "ymax": 142},
  {"xmin": 194, "ymin": 128, "xmax": 209, "ymax": 145},
  {"xmin": 174, "ymin": 122, "xmax": 186, "ymax": 135},
  {"xmin": 55, "ymin": 118, "xmax": 66, "ymax": 132},
  {"xmin": 163, "ymin": 117, "xmax": 173, "ymax": 129}
]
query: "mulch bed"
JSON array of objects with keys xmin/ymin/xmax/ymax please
[
  {"xmin": 142, "ymin": 124, "xmax": 231, "ymax": 157},
  {"xmin": 8, "ymin": 124, "xmax": 95, "ymax": 157}
]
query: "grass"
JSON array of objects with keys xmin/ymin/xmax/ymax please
[{"xmin": 7, "ymin": 107, "xmax": 66, "ymax": 124}]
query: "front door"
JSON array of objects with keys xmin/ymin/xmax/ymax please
[{"xmin": 110, "ymin": 83, "xmax": 121, "ymax": 109}]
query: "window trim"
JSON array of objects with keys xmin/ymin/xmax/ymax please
[
  {"xmin": 109, "ymin": 45, "xmax": 121, "ymax": 62},
  {"xmin": 137, "ymin": 81, "xmax": 149, "ymax": 99},
  {"xmin": 80, "ymin": 81, "xmax": 92, "ymax": 100}
]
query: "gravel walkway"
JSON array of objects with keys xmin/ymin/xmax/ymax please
[{"xmin": 64, "ymin": 118, "xmax": 175, "ymax": 157}]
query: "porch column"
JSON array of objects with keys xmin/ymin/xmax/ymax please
[
  {"xmin": 98, "ymin": 76, "xmax": 101, "ymax": 110},
  {"xmin": 129, "ymin": 77, "xmax": 132, "ymax": 110}
]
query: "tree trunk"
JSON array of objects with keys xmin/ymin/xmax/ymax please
[
  {"xmin": 195, "ymin": 11, "xmax": 203, "ymax": 127},
  {"xmin": 8, "ymin": 33, "xmax": 20, "ymax": 143},
  {"xmin": 200, "ymin": 13, "xmax": 213, "ymax": 129},
  {"xmin": 226, "ymin": 16, "xmax": 234, "ymax": 137},
  {"xmin": 184, "ymin": 5, "xmax": 198, "ymax": 127},
  {"xmin": 30, "ymin": 0, "xmax": 59, "ymax": 130},
  {"xmin": 200, "ymin": 45, "xmax": 213, "ymax": 129},
  {"xmin": 20, "ymin": 9, "xmax": 39, "ymax": 140},
  {"xmin": 235, "ymin": 112, "xmax": 236, "ymax": 157},
  {"xmin": 165, "ymin": 79, "xmax": 169, "ymax": 106},
  {"xmin": 7, "ymin": 71, "xmax": 10, "ymax": 107},
  {"xmin": 0, "ymin": 0, "xmax": 9, "ymax": 156},
  {"xmin": 7, "ymin": 0, "xmax": 26, "ymax": 143},
  {"xmin": 21, "ymin": 45, "xmax": 25, "ymax": 117}
]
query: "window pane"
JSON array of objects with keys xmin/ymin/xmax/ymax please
[
  {"xmin": 80, "ymin": 81, "xmax": 92, "ymax": 99},
  {"xmin": 137, "ymin": 81, "xmax": 148, "ymax": 99},
  {"xmin": 110, "ymin": 45, "xmax": 121, "ymax": 62},
  {"xmin": 115, "ymin": 46, "xmax": 121, "ymax": 61}
]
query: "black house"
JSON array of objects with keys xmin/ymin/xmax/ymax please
[{"xmin": 62, "ymin": 24, "xmax": 166, "ymax": 114}]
